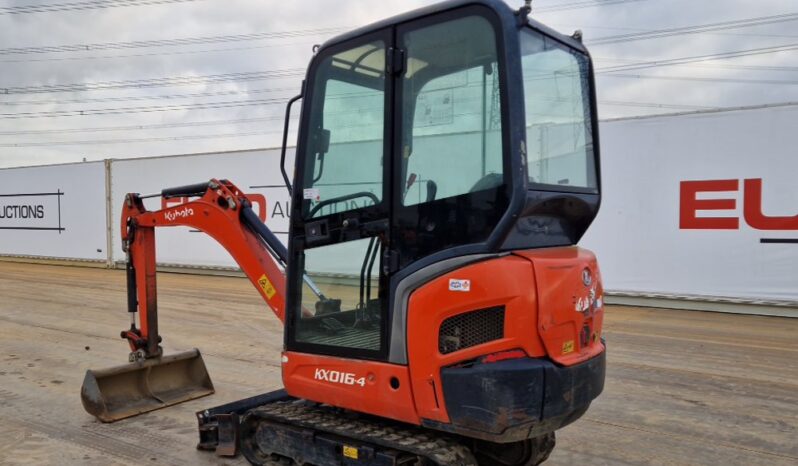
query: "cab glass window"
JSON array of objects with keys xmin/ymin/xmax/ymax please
[
  {"xmin": 401, "ymin": 15, "xmax": 504, "ymax": 206},
  {"xmin": 302, "ymin": 41, "xmax": 386, "ymax": 218},
  {"xmin": 295, "ymin": 237, "xmax": 383, "ymax": 351},
  {"xmin": 521, "ymin": 29, "xmax": 597, "ymax": 190}
]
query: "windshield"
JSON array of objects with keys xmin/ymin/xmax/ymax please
[{"xmin": 521, "ymin": 28, "xmax": 597, "ymax": 191}]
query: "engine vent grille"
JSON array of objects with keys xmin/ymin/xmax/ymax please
[{"xmin": 438, "ymin": 307, "xmax": 505, "ymax": 354}]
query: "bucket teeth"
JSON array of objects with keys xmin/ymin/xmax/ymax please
[{"xmin": 81, "ymin": 348, "xmax": 214, "ymax": 422}]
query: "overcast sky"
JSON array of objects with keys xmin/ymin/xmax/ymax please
[{"xmin": 0, "ymin": 0, "xmax": 796, "ymax": 168}]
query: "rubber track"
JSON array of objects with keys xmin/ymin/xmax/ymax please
[{"xmin": 243, "ymin": 400, "xmax": 479, "ymax": 465}]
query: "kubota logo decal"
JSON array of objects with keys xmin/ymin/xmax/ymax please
[
  {"xmin": 163, "ymin": 193, "xmax": 269, "ymax": 222},
  {"xmin": 164, "ymin": 206, "xmax": 194, "ymax": 222},
  {"xmin": 314, "ymin": 369, "xmax": 366, "ymax": 387}
]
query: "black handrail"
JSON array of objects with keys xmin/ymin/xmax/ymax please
[
  {"xmin": 308, "ymin": 191, "xmax": 380, "ymax": 218},
  {"xmin": 280, "ymin": 93, "xmax": 303, "ymax": 195}
]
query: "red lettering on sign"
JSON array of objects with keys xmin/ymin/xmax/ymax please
[
  {"xmin": 246, "ymin": 194, "xmax": 268, "ymax": 222},
  {"xmin": 743, "ymin": 178, "xmax": 798, "ymax": 230},
  {"xmin": 161, "ymin": 196, "xmax": 183, "ymax": 210},
  {"xmin": 679, "ymin": 179, "xmax": 739, "ymax": 230}
]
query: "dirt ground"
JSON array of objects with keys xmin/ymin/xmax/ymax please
[{"xmin": 0, "ymin": 261, "xmax": 795, "ymax": 466}]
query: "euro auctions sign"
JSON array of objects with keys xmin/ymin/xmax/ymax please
[
  {"xmin": 581, "ymin": 104, "xmax": 798, "ymax": 305},
  {"xmin": 0, "ymin": 161, "xmax": 107, "ymax": 261},
  {"xmin": 0, "ymin": 191, "xmax": 64, "ymax": 232},
  {"xmin": 680, "ymin": 179, "xmax": 798, "ymax": 234}
]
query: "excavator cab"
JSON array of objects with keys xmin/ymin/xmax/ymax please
[
  {"xmin": 272, "ymin": 0, "xmax": 604, "ymax": 457},
  {"xmin": 286, "ymin": 0, "xmax": 599, "ymax": 362}
]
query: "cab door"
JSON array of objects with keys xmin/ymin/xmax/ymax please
[
  {"xmin": 392, "ymin": 6, "xmax": 510, "ymax": 270},
  {"xmin": 286, "ymin": 28, "xmax": 395, "ymax": 360}
]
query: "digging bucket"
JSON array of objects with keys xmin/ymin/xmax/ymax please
[{"xmin": 81, "ymin": 349, "xmax": 214, "ymax": 422}]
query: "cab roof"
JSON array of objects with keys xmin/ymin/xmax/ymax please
[{"xmin": 318, "ymin": 0, "xmax": 587, "ymax": 55}]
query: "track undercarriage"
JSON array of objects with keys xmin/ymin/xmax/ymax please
[{"xmin": 197, "ymin": 391, "xmax": 555, "ymax": 466}]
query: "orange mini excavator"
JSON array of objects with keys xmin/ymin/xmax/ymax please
[{"xmin": 81, "ymin": 1, "xmax": 606, "ymax": 464}]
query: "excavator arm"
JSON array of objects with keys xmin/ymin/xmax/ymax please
[
  {"xmin": 81, "ymin": 178, "xmax": 310, "ymax": 422},
  {"xmin": 120, "ymin": 178, "xmax": 289, "ymax": 359}
]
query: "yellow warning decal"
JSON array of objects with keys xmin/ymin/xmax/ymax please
[
  {"xmin": 343, "ymin": 445, "xmax": 358, "ymax": 459},
  {"xmin": 562, "ymin": 340, "xmax": 575, "ymax": 354},
  {"xmin": 258, "ymin": 274, "xmax": 276, "ymax": 299}
]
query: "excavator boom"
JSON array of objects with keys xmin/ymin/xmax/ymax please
[{"xmin": 81, "ymin": 179, "xmax": 290, "ymax": 422}]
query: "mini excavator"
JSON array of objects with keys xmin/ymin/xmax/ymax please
[{"xmin": 81, "ymin": 1, "xmax": 606, "ymax": 464}]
